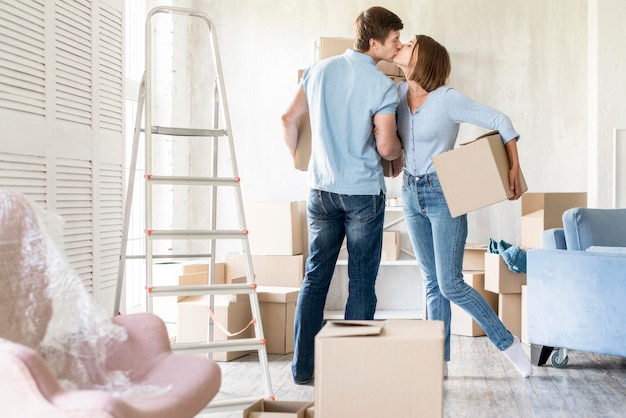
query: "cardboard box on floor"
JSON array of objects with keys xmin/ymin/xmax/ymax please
[
  {"xmin": 315, "ymin": 319, "xmax": 444, "ymax": 418},
  {"xmin": 257, "ymin": 286, "xmax": 299, "ymax": 354},
  {"xmin": 520, "ymin": 192, "xmax": 587, "ymax": 248},
  {"xmin": 484, "ymin": 252, "xmax": 527, "ymax": 294},
  {"xmin": 244, "ymin": 201, "xmax": 306, "ymax": 256},
  {"xmin": 451, "ymin": 272, "xmax": 498, "ymax": 337},
  {"xmin": 431, "ymin": 131, "xmax": 528, "ymax": 217},
  {"xmin": 243, "ymin": 399, "xmax": 314, "ymax": 418},
  {"xmin": 225, "ymin": 253, "xmax": 304, "ymax": 287},
  {"xmin": 462, "ymin": 244, "xmax": 488, "ymax": 271},
  {"xmin": 176, "ymin": 292, "xmax": 252, "ymax": 361},
  {"xmin": 499, "ymin": 293, "xmax": 522, "ymax": 338}
]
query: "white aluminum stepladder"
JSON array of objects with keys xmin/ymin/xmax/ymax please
[{"xmin": 115, "ymin": 6, "xmax": 274, "ymax": 413}]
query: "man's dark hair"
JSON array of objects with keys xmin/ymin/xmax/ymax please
[{"xmin": 354, "ymin": 6, "xmax": 403, "ymax": 52}]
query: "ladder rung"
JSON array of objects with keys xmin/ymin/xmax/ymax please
[
  {"xmin": 172, "ymin": 338, "xmax": 265, "ymax": 354},
  {"xmin": 146, "ymin": 175, "xmax": 239, "ymax": 186},
  {"xmin": 148, "ymin": 283, "xmax": 256, "ymax": 297},
  {"xmin": 151, "ymin": 126, "xmax": 227, "ymax": 137},
  {"xmin": 200, "ymin": 396, "xmax": 263, "ymax": 413},
  {"xmin": 126, "ymin": 253, "xmax": 212, "ymax": 260},
  {"xmin": 146, "ymin": 229, "xmax": 247, "ymax": 240}
]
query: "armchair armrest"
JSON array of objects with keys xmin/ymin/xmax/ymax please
[{"xmin": 542, "ymin": 228, "xmax": 565, "ymax": 249}]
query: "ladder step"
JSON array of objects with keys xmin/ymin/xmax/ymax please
[
  {"xmin": 151, "ymin": 126, "xmax": 227, "ymax": 137},
  {"xmin": 172, "ymin": 338, "xmax": 265, "ymax": 355},
  {"xmin": 146, "ymin": 175, "xmax": 239, "ymax": 186},
  {"xmin": 147, "ymin": 229, "xmax": 247, "ymax": 240},
  {"xmin": 149, "ymin": 283, "xmax": 256, "ymax": 297},
  {"xmin": 126, "ymin": 253, "xmax": 212, "ymax": 260}
]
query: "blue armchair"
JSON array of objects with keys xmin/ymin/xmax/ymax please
[{"xmin": 526, "ymin": 207, "xmax": 626, "ymax": 367}]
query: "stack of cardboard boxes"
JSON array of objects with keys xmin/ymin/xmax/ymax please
[
  {"xmin": 518, "ymin": 192, "xmax": 587, "ymax": 343},
  {"xmin": 175, "ymin": 200, "xmax": 308, "ymax": 359},
  {"xmin": 480, "ymin": 192, "xmax": 587, "ymax": 343},
  {"xmin": 176, "ymin": 262, "xmax": 254, "ymax": 361},
  {"xmin": 450, "ymin": 244, "xmax": 499, "ymax": 337},
  {"xmin": 227, "ymin": 200, "xmax": 308, "ymax": 355},
  {"xmin": 484, "ymin": 250, "xmax": 527, "ymax": 338},
  {"xmin": 448, "ymin": 192, "xmax": 587, "ymax": 341}
]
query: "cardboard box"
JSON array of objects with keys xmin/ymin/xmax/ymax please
[
  {"xmin": 338, "ymin": 230, "xmax": 401, "ymax": 261},
  {"xmin": 521, "ymin": 285, "xmax": 528, "ymax": 344},
  {"xmin": 245, "ymin": 201, "xmax": 305, "ymax": 256},
  {"xmin": 295, "ymin": 117, "xmax": 393, "ymax": 176},
  {"xmin": 225, "ymin": 253, "xmax": 304, "ymax": 287},
  {"xmin": 176, "ymin": 295, "xmax": 253, "ymax": 361},
  {"xmin": 498, "ymin": 293, "xmax": 522, "ymax": 338},
  {"xmin": 431, "ymin": 131, "xmax": 528, "ymax": 217},
  {"xmin": 484, "ymin": 253, "xmax": 527, "ymax": 294},
  {"xmin": 382, "ymin": 230, "xmax": 401, "ymax": 261},
  {"xmin": 462, "ymin": 244, "xmax": 488, "ymax": 271},
  {"xmin": 520, "ymin": 192, "xmax": 587, "ymax": 248},
  {"xmin": 243, "ymin": 399, "xmax": 314, "ymax": 418},
  {"xmin": 179, "ymin": 263, "xmax": 248, "ymax": 302},
  {"xmin": 318, "ymin": 37, "xmax": 403, "ymax": 76},
  {"xmin": 295, "ymin": 112, "xmax": 312, "ymax": 171},
  {"xmin": 451, "ymin": 272, "xmax": 498, "ymax": 337},
  {"xmin": 257, "ymin": 286, "xmax": 299, "ymax": 354},
  {"xmin": 315, "ymin": 319, "xmax": 444, "ymax": 418},
  {"xmin": 177, "ymin": 262, "xmax": 225, "ymax": 302}
]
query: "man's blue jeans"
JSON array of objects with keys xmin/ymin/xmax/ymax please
[
  {"xmin": 402, "ymin": 171, "xmax": 514, "ymax": 361},
  {"xmin": 292, "ymin": 189, "xmax": 385, "ymax": 383}
]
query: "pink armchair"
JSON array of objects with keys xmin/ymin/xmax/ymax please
[{"xmin": 0, "ymin": 189, "xmax": 221, "ymax": 417}]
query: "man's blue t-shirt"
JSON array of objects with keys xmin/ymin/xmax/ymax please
[{"xmin": 301, "ymin": 49, "xmax": 399, "ymax": 195}]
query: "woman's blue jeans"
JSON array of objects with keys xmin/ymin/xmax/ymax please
[
  {"xmin": 291, "ymin": 189, "xmax": 385, "ymax": 383},
  {"xmin": 402, "ymin": 171, "xmax": 514, "ymax": 361}
]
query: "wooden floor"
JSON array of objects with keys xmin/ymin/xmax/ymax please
[{"xmin": 199, "ymin": 335, "xmax": 626, "ymax": 418}]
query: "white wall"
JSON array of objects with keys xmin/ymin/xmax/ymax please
[
  {"xmin": 134, "ymin": 0, "xmax": 625, "ymax": 245},
  {"xmin": 588, "ymin": 0, "xmax": 626, "ymax": 208}
]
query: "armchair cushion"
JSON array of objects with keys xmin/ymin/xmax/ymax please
[
  {"xmin": 586, "ymin": 246, "xmax": 626, "ymax": 254},
  {"xmin": 542, "ymin": 228, "xmax": 566, "ymax": 249}
]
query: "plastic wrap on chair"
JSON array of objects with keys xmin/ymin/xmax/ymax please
[{"xmin": 0, "ymin": 189, "xmax": 171, "ymax": 400}]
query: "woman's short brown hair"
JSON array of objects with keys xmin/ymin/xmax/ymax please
[{"xmin": 409, "ymin": 35, "xmax": 451, "ymax": 92}]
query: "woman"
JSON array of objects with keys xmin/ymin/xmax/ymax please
[{"xmin": 392, "ymin": 35, "xmax": 532, "ymax": 377}]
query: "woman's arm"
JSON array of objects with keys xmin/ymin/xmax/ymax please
[{"xmin": 505, "ymin": 139, "xmax": 523, "ymax": 200}]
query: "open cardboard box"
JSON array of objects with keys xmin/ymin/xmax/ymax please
[
  {"xmin": 243, "ymin": 399, "xmax": 313, "ymax": 418},
  {"xmin": 315, "ymin": 319, "xmax": 444, "ymax": 418}
]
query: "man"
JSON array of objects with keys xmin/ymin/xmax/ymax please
[{"xmin": 280, "ymin": 6, "xmax": 404, "ymax": 385}]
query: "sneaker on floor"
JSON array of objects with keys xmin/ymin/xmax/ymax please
[
  {"xmin": 294, "ymin": 377, "xmax": 314, "ymax": 386},
  {"xmin": 444, "ymin": 361, "xmax": 448, "ymax": 378},
  {"xmin": 502, "ymin": 336, "xmax": 533, "ymax": 377}
]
